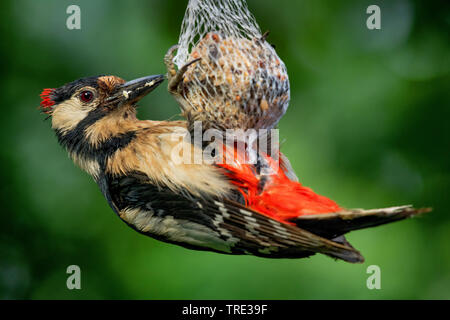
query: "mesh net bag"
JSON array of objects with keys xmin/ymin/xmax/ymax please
[{"xmin": 172, "ymin": 0, "xmax": 290, "ymax": 132}]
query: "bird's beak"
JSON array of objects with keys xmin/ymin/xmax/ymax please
[{"xmin": 105, "ymin": 74, "xmax": 165, "ymax": 106}]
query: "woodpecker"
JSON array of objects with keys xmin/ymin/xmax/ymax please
[{"xmin": 40, "ymin": 70, "xmax": 429, "ymax": 263}]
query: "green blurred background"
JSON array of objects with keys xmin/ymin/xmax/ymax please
[{"xmin": 0, "ymin": 0, "xmax": 449, "ymax": 299}]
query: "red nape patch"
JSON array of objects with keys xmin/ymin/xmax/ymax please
[{"xmin": 39, "ymin": 88, "xmax": 55, "ymax": 113}]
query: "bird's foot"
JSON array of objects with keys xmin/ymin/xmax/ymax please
[{"xmin": 164, "ymin": 44, "xmax": 201, "ymax": 93}]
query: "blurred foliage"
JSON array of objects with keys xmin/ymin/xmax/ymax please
[{"xmin": 0, "ymin": 0, "xmax": 449, "ymax": 299}]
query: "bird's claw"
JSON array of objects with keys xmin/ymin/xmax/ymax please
[
  {"xmin": 165, "ymin": 44, "xmax": 201, "ymax": 92},
  {"xmin": 164, "ymin": 44, "xmax": 179, "ymax": 79}
]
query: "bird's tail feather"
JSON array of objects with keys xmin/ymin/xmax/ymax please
[{"xmin": 293, "ymin": 205, "xmax": 431, "ymax": 239}]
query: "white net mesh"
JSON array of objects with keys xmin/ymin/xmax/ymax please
[{"xmin": 173, "ymin": 0, "xmax": 290, "ymax": 131}]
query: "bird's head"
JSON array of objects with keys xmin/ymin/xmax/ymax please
[{"xmin": 40, "ymin": 74, "xmax": 164, "ymax": 134}]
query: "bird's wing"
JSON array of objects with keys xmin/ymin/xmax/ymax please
[
  {"xmin": 294, "ymin": 205, "xmax": 431, "ymax": 239},
  {"xmin": 107, "ymin": 172, "xmax": 364, "ymax": 263},
  {"xmin": 202, "ymin": 198, "xmax": 364, "ymax": 262}
]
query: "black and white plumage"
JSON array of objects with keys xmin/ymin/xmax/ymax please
[{"xmin": 40, "ymin": 74, "xmax": 430, "ymax": 264}]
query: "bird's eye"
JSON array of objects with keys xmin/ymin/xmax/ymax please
[{"xmin": 79, "ymin": 90, "xmax": 94, "ymax": 103}]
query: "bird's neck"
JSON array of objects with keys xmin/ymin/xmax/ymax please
[{"xmin": 54, "ymin": 107, "xmax": 141, "ymax": 179}]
